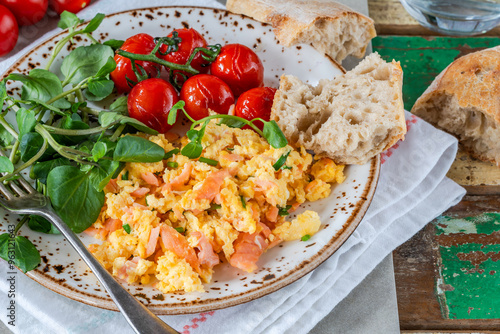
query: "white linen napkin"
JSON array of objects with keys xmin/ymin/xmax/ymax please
[{"xmin": 0, "ymin": 1, "xmax": 466, "ymax": 333}]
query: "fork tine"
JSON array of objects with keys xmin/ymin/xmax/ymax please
[
  {"xmin": 0, "ymin": 149, "xmax": 36, "ymax": 194},
  {"xmin": 0, "ymin": 182, "xmax": 14, "ymax": 200},
  {"xmin": 8, "ymin": 181, "xmax": 26, "ymax": 197},
  {"xmin": 17, "ymin": 177, "xmax": 36, "ymax": 194}
]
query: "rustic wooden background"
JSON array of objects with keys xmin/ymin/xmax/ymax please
[{"xmin": 368, "ymin": 0, "xmax": 500, "ymax": 332}]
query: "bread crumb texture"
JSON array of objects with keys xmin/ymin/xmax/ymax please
[
  {"xmin": 271, "ymin": 52, "xmax": 406, "ymax": 165},
  {"xmin": 411, "ymin": 46, "xmax": 500, "ymax": 166},
  {"xmin": 226, "ymin": 0, "xmax": 376, "ymax": 62}
]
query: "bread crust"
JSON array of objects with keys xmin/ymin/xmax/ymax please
[
  {"xmin": 412, "ymin": 46, "xmax": 500, "ymax": 165},
  {"xmin": 226, "ymin": 0, "xmax": 376, "ymax": 62}
]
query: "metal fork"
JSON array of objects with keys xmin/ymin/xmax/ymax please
[{"xmin": 0, "ymin": 162, "xmax": 179, "ymax": 334}]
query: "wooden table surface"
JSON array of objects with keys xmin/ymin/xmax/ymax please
[{"xmin": 368, "ymin": 0, "xmax": 500, "ymax": 332}]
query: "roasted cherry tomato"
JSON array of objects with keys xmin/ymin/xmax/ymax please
[
  {"xmin": 0, "ymin": 0, "xmax": 47, "ymax": 25},
  {"xmin": 128, "ymin": 78, "xmax": 179, "ymax": 134},
  {"xmin": 159, "ymin": 28, "xmax": 209, "ymax": 83},
  {"xmin": 0, "ymin": 5, "xmax": 18, "ymax": 56},
  {"xmin": 180, "ymin": 74, "xmax": 235, "ymax": 121},
  {"xmin": 110, "ymin": 33, "xmax": 160, "ymax": 93},
  {"xmin": 210, "ymin": 43, "xmax": 264, "ymax": 97},
  {"xmin": 49, "ymin": 0, "xmax": 90, "ymax": 15},
  {"xmin": 235, "ymin": 87, "xmax": 277, "ymax": 130}
]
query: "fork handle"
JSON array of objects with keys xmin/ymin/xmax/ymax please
[{"xmin": 39, "ymin": 208, "xmax": 179, "ymax": 334}]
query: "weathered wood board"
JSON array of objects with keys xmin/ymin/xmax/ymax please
[{"xmin": 394, "ymin": 196, "xmax": 500, "ymax": 330}]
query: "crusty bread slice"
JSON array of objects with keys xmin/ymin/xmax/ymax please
[
  {"xmin": 226, "ymin": 0, "xmax": 376, "ymax": 63},
  {"xmin": 271, "ymin": 52, "xmax": 406, "ymax": 165},
  {"xmin": 411, "ymin": 46, "xmax": 500, "ymax": 166}
]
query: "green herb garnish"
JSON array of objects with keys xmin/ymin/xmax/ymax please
[
  {"xmin": 273, "ymin": 151, "xmax": 291, "ymax": 171},
  {"xmin": 210, "ymin": 204, "xmax": 222, "ymax": 210},
  {"xmin": 167, "ymin": 161, "xmax": 178, "ymax": 168},
  {"xmin": 164, "ymin": 148, "xmax": 180, "ymax": 160},
  {"xmin": 278, "ymin": 205, "xmax": 293, "ymax": 216},
  {"xmin": 122, "ymin": 170, "xmax": 129, "ymax": 180},
  {"xmin": 123, "ymin": 224, "xmax": 131, "ymax": 234},
  {"xmin": 174, "ymin": 227, "xmax": 185, "ymax": 234},
  {"xmin": 199, "ymin": 157, "xmax": 218, "ymax": 166},
  {"xmin": 240, "ymin": 195, "xmax": 247, "ymax": 209},
  {"xmin": 301, "ymin": 234, "xmax": 311, "ymax": 242}
]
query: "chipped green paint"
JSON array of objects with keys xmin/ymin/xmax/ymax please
[
  {"xmin": 434, "ymin": 213, "xmax": 500, "ymax": 319},
  {"xmin": 372, "ymin": 37, "xmax": 500, "ymax": 110}
]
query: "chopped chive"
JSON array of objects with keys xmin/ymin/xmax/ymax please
[
  {"xmin": 164, "ymin": 148, "xmax": 180, "ymax": 160},
  {"xmin": 226, "ymin": 147, "xmax": 234, "ymax": 151},
  {"xmin": 167, "ymin": 161, "xmax": 178, "ymax": 168},
  {"xmin": 281, "ymin": 165, "xmax": 292, "ymax": 170},
  {"xmin": 174, "ymin": 227, "xmax": 185, "ymax": 234},
  {"xmin": 123, "ymin": 224, "xmax": 131, "ymax": 234},
  {"xmin": 273, "ymin": 151, "xmax": 291, "ymax": 171},
  {"xmin": 210, "ymin": 204, "xmax": 222, "ymax": 210},
  {"xmin": 199, "ymin": 157, "xmax": 218, "ymax": 166},
  {"xmin": 301, "ymin": 234, "xmax": 311, "ymax": 241},
  {"xmin": 278, "ymin": 205, "xmax": 292, "ymax": 216},
  {"xmin": 122, "ymin": 170, "xmax": 129, "ymax": 180},
  {"xmin": 240, "ymin": 195, "xmax": 246, "ymax": 209}
]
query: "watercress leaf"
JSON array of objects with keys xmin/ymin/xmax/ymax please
[
  {"xmin": 263, "ymin": 120, "xmax": 288, "ymax": 149},
  {"xmin": 70, "ymin": 101, "xmax": 87, "ymax": 113},
  {"xmin": 0, "ymin": 123, "xmax": 14, "ymax": 147},
  {"xmin": 98, "ymin": 112, "xmax": 157, "ymax": 134},
  {"xmin": 19, "ymin": 132, "xmax": 54, "ymax": 162},
  {"xmin": 0, "ymin": 156, "xmax": 14, "ymax": 173},
  {"xmin": 218, "ymin": 118, "xmax": 246, "ymax": 128},
  {"xmin": 16, "ymin": 107, "xmax": 37, "ymax": 138},
  {"xmin": 272, "ymin": 150, "xmax": 291, "ymax": 171},
  {"xmin": 185, "ymin": 129, "xmax": 199, "ymax": 142},
  {"xmin": 0, "ymin": 80, "xmax": 6, "ymax": 107},
  {"xmin": 84, "ymin": 78, "xmax": 114, "ymax": 101},
  {"xmin": 28, "ymin": 99, "xmax": 66, "ymax": 116},
  {"xmin": 82, "ymin": 13, "xmax": 105, "ymax": 33},
  {"xmin": 91, "ymin": 141, "xmax": 107, "ymax": 161},
  {"xmin": 6, "ymin": 70, "xmax": 70, "ymax": 109},
  {"xmin": 103, "ymin": 39, "xmax": 125, "ymax": 50},
  {"xmin": 13, "ymin": 236, "xmax": 41, "ymax": 273},
  {"xmin": 58, "ymin": 11, "xmax": 82, "ymax": 29},
  {"xmin": 95, "ymin": 56, "xmax": 116, "ymax": 78},
  {"xmin": 181, "ymin": 142, "xmax": 202, "ymax": 159},
  {"xmin": 28, "ymin": 215, "xmax": 60, "ymax": 235},
  {"xmin": 53, "ymin": 115, "xmax": 91, "ymax": 145},
  {"xmin": 113, "ymin": 135, "xmax": 164, "ymax": 162},
  {"xmin": 109, "ymin": 96, "xmax": 128, "ymax": 114},
  {"xmin": 31, "ymin": 158, "xmax": 72, "ymax": 184},
  {"xmin": 89, "ymin": 160, "xmax": 121, "ymax": 192},
  {"xmin": 197, "ymin": 120, "xmax": 209, "ymax": 140},
  {"xmin": 168, "ymin": 100, "xmax": 185, "ymax": 125},
  {"xmin": 0, "ymin": 233, "xmax": 8, "ymax": 261},
  {"xmin": 47, "ymin": 166, "xmax": 105, "ymax": 233},
  {"xmin": 61, "ymin": 44, "xmax": 114, "ymax": 85}
]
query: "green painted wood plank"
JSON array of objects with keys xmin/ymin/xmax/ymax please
[
  {"xmin": 372, "ymin": 36, "xmax": 500, "ymax": 111},
  {"xmin": 434, "ymin": 214, "xmax": 500, "ymax": 319}
]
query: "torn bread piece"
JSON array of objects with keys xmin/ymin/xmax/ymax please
[
  {"xmin": 226, "ymin": 0, "xmax": 376, "ymax": 63},
  {"xmin": 411, "ymin": 46, "xmax": 500, "ymax": 166},
  {"xmin": 271, "ymin": 52, "xmax": 406, "ymax": 165}
]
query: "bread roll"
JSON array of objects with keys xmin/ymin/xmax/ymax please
[
  {"xmin": 271, "ymin": 52, "xmax": 406, "ymax": 165},
  {"xmin": 226, "ymin": 0, "xmax": 376, "ymax": 63},
  {"xmin": 411, "ymin": 46, "xmax": 500, "ymax": 166}
]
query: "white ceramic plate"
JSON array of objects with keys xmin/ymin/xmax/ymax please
[{"xmin": 0, "ymin": 7, "xmax": 380, "ymax": 314}]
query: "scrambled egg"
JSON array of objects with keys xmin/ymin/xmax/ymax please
[{"xmin": 87, "ymin": 121, "xmax": 345, "ymax": 293}]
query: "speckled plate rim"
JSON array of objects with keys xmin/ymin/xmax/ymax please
[{"xmin": 0, "ymin": 6, "xmax": 380, "ymax": 315}]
